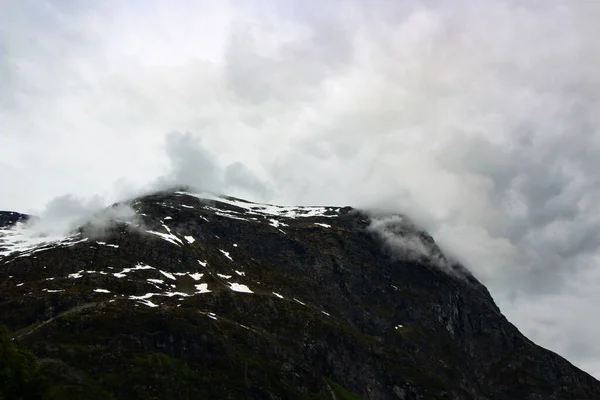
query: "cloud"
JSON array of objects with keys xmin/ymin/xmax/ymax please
[
  {"xmin": 25, "ymin": 194, "xmax": 105, "ymax": 236},
  {"xmin": 367, "ymin": 213, "xmax": 471, "ymax": 279},
  {"xmin": 157, "ymin": 132, "xmax": 223, "ymax": 192},
  {"xmin": 152, "ymin": 131, "xmax": 272, "ymax": 200},
  {"xmin": 79, "ymin": 203, "xmax": 143, "ymax": 239},
  {"xmin": 23, "ymin": 194, "xmax": 142, "ymax": 240},
  {"xmin": 1, "ymin": 0, "xmax": 600, "ymax": 377}
]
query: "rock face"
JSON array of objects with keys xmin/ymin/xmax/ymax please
[{"xmin": 1, "ymin": 189, "xmax": 599, "ymax": 399}]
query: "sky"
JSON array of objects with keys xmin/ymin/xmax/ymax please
[{"xmin": 2, "ymin": 0, "xmax": 600, "ymax": 377}]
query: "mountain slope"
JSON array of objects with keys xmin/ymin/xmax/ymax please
[{"xmin": 1, "ymin": 190, "xmax": 599, "ymax": 399}]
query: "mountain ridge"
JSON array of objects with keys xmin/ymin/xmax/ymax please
[{"xmin": 1, "ymin": 189, "xmax": 599, "ymax": 399}]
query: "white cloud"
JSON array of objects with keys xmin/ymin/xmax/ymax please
[
  {"xmin": 2, "ymin": 0, "xmax": 600, "ymax": 377},
  {"xmin": 367, "ymin": 214, "xmax": 456, "ymax": 273},
  {"xmin": 19, "ymin": 193, "xmax": 142, "ymax": 242}
]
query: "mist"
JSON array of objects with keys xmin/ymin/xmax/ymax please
[{"xmin": 20, "ymin": 194, "xmax": 143, "ymax": 241}]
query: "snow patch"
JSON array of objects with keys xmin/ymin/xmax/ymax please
[
  {"xmin": 0, "ymin": 222, "xmax": 88, "ymax": 258},
  {"xmin": 207, "ymin": 314, "xmax": 217, "ymax": 320},
  {"xmin": 113, "ymin": 263, "xmax": 154, "ymax": 278},
  {"xmin": 269, "ymin": 219, "xmax": 282, "ymax": 228},
  {"xmin": 195, "ymin": 283, "xmax": 210, "ymax": 293},
  {"xmin": 162, "ymin": 292, "xmax": 191, "ymax": 298},
  {"xmin": 220, "ymin": 250, "xmax": 233, "ymax": 261},
  {"xmin": 213, "ymin": 210, "xmax": 250, "ymax": 221},
  {"xmin": 159, "ymin": 270, "xmax": 176, "ymax": 280},
  {"xmin": 176, "ymin": 192, "xmax": 341, "ymax": 219},
  {"xmin": 184, "ymin": 235, "xmax": 195, "ymax": 244},
  {"xmin": 130, "ymin": 293, "xmax": 157, "ymax": 300},
  {"xmin": 68, "ymin": 270, "xmax": 84, "ymax": 279},
  {"xmin": 189, "ymin": 273, "xmax": 204, "ymax": 281},
  {"xmin": 146, "ymin": 226, "xmax": 183, "ymax": 246},
  {"xmin": 229, "ymin": 283, "xmax": 253, "ymax": 293},
  {"xmin": 138, "ymin": 299, "xmax": 159, "ymax": 307}
]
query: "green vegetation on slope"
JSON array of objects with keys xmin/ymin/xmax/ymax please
[{"xmin": 0, "ymin": 326, "xmax": 47, "ymax": 400}]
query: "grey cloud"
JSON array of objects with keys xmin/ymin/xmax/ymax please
[
  {"xmin": 432, "ymin": 132, "xmax": 600, "ymax": 293},
  {"xmin": 155, "ymin": 132, "xmax": 272, "ymax": 200},
  {"xmin": 249, "ymin": 1, "xmax": 600, "ymax": 375},
  {"xmin": 224, "ymin": 5, "xmax": 354, "ymax": 105},
  {"xmin": 224, "ymin": 162, "xmax": 272, "ymax": 200},
  {"xmin": 42, "ymin": 194, "xmax": 103, "ymax": 218},
  {"xmin": 367, "ymin": 214, "xmax": 457, "ymax": 275},
  {"xmin": 24, "ymin": 194, "xmax": 142, "ymax": 240},
  {"xmin": 79, "ymin": 203, "xmax": 144, "ymax": 239},
  {"xmin": 161, "ymin": 132, "xmax": 223, "ymax": 192}
]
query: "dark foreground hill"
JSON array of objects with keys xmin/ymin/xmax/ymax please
[{"xmin": 1, "ymin": 190, "xmax": 599, "ymax": 399}]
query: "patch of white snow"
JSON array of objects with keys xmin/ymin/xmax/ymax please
[
  {"xmin": 220, "ymin": 250, "xmax": 233, "ymax": 261},
  {"xmin": 138, "ymin": 299, "xmax": 159, "ymax": 307},
  {"xmin": 184, "ymin": 235, "xmax": 195, "ymax": 244},
  {"xmin": 159, "ymin": 270, "xmax": 176, "ymax": 280},
  {"xmin": 189, "ymin": 273, "xmax": 204, "ymax": 281},
  {"xmin": 195, "ymin": 283, "xmax": 210, "ymax": 293},
  {"xmin": 229, "ymin": 283, "xmax": 253, "ymax": 293}
]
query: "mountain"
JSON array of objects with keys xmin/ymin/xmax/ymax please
[{"xmin": 1, "ymin": 189, "xmax": 599, "ymax": 399}]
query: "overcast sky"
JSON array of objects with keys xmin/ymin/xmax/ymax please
[{"xmin": 2, "ymin": 0, "xmax": 600, "ymax": 377}]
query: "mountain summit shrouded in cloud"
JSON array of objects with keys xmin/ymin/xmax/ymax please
[
  {"xmin": 2, "ymin": 0, "xmax": 600, "ymax": 378},
  {"xmin": 2, "ymin": 189, "xmax": 600, "ymax": 398}
]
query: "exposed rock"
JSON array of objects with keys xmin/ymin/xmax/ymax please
[{"xmin": 0, "ymin": 189, "xmax": 598, "ymax": 399}]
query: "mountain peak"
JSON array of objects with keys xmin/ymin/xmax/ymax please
[{"xmin": 1, "ymin": 190, "xmax": 599, "ymax": 399}]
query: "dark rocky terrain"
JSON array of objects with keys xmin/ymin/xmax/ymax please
[{"xmin": 1, "ymin": 189, "xmax": 599, "ymax": 399}]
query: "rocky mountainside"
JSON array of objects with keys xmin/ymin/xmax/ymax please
[{"xmin": 1, "ymin": 189, "xmax": 599, "ymax": 399}]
